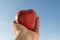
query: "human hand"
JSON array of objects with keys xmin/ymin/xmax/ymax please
[{"xmin": 12, "ymin": 17, "xmax": 40, "ymax": 40}]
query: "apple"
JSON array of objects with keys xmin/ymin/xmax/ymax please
[{"xmin": 15, "ymin": 9, "xmax": 37, "ymax": 30}]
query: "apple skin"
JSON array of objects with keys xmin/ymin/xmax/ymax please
[{"xmin": 15, "ymin": 9, "xmax": 37, "ymax": 30}]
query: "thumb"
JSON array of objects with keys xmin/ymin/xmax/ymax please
[{"xmin": 12, "ymin": 21, "xmax": 28, "ymax": 34}]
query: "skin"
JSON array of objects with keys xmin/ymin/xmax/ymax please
[{"xmin": 12, "ymin": 17, "xmax": 40, "ymax": 40}]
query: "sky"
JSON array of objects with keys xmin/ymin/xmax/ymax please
[{"xmin": 0, "ymin": 0, "xmax": 60, "ymax": 40}]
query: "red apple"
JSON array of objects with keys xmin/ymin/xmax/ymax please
[{"xmin": 15, "ymin": 9, "xmax": 37, "ymax": 30}]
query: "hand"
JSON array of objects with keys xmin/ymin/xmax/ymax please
[{"xmin": 12, "ymin": 17, "xmax": 40, "ymax": 40}]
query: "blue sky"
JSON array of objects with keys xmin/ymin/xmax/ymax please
[{"xmin": 0, "ymin": 0, "xmax": 60, "ymax": 40}]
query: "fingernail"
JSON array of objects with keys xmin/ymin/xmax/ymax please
[{"xmin": 13, "ymin": 20, "xmax": 17, "ymax": 24}]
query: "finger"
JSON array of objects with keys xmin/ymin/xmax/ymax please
[
  {"xmin": 13, "ymin": 20, "xmax": 28, "ymax": 30},
  {"xmin": 11, "ymin": 20, "xmax": 28, "ymax": 34},
  {"xmin": 11, "ymin": 21, "xmax": 19, "ymax": 34},
  {"xmin": 17, "ymin": 23, "xmax": 28, "ymax": 31},
  {"xmin": 35, "ymin": 17, "xmax": 40, "ymax": 34},
  {"xmin": 13, "ymin": 20, "xmax": 17, "ymax": 24},
  {"xmin": 13, "ymin": 30, "xmax": 21, "ymax": 40}
]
